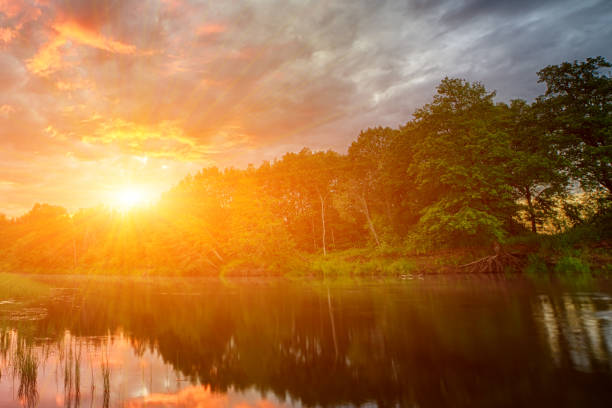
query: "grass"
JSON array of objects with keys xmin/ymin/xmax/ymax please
[
  {"xmin": 507, "ymin": 213, "xmax": 611, "ymax": 277},
  {"xmin": 16, "ymin": 342, "xmax": 39, "ymax": 407},
  {"xmin": 102, "ymin": 360, "xmax": 111, "ymax": 408},
  {"xmin": 554, "ymin": 253, "xmax": 591, "ymax": 275},
  {"xmin": 0, "ymin": 273, "xmax": 50, "ymax": 300},
  {"xmin": 301, "ymin": 247, "xmax": 419, "ymax": 277}
]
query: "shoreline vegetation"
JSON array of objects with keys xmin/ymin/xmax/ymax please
[{"xmin": 1, "ymin": 57, "xmax": 611, "ymax": 278}]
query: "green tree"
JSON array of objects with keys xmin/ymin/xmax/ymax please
[
  {"xmin": 345, "ymin": 128, "xmax": 393, "ymax": 246},
  {"xmin": 502, "ymin": 99, "xmax": 568, "ymax": 232},
  {"xmin": 409, "ymin": 78, "xmax": 516, "ymax": 246},
  {"xmin": 537, "ymin": 56, "xmax": 612, "ymax": 195}
]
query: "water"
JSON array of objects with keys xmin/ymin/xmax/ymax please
[{"xmin": 1, "ymin": 276, "xmax": 611, "ymax": 407}]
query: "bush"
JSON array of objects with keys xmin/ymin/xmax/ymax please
[
  {"xmin": 554, "ymin": 253, "xmax": 591, "ymax": 275},
  {"xmin": 525, "ymin": 254, "xmax": 549, "ymax": 275},
  {"xmin": 386, "ymin": 259, "xmax": 416, "ymax": 275}
]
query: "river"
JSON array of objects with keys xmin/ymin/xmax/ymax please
[{"xmin": 1, "ymin": 275, "xmax": 611, "ymax": 407}]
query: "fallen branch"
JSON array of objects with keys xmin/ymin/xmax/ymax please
[{"xmin": 458, "ymin": 242, "xmax": 523, "ymax": 273}]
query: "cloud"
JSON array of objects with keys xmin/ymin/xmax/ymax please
[
  {"xmin": 0, "ymin": 0, "xmax": 41, "ymax": 46},
  {"xmin": 26, "ymin": 35, "xmax": 64, "ymax": 74},
  {"xmin": 0, "ymin": 26, "xmax": 16, "ymax": 42},
  {"xmin": 0, "ymin": 0, "xmax": 25, "ymax": 18},
  {"xmin": 0, "ymin": 0, "xmax": 611, "ymax": 215},
  {"xmin": 196, "ymin": 23, "xmax": 226, "ymax": 35},
  {"xmin": 27, "ymin": 19, "xmax": 143, "ymax": 75},
  {"xmin": 53, "ymin": 21, "xmax": 137, "ymax": 54},
  {"xmin": 0, "ymin": 103, "xmax": 15, "ymax": 117},
  {"xmin": 82, "ymin": 118, "xmax": 199, "ymax": 159}
]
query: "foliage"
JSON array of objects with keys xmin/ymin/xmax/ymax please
[
  {"xmin": 525, "ymin": 254, "xmax": 549, "ymax": 275},
  {"xmin": 554, "ymin": 253, "xmax": 591, "ymax": 275},
  {"xmin": 408, "ymin": 78, "xmax": 516, "ymax": 246},
  {"xmin": 503, "ymin": 99, "xmax": 568, "ymax": 233},
  {"xmin": 536, "ymin": 56, "xmax": 612, "ymax": 195}
]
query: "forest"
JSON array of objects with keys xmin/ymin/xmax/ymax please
[{"xmin": 1, "ymin": 57, "xmax": 610, "ymax": 276}]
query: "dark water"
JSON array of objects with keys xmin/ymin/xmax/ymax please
[{"xmin": 1, "ymin": 276, "xmax": 612, "ymax": 407}]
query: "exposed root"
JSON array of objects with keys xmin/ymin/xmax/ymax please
[{"xmin": 458, "ymin": 242, "xmax": 523, "ymax": 274}]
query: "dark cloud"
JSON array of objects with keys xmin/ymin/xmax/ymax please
[{"xmin": 440, "ymin": 0, "xmax": 559, "ymax": 24}]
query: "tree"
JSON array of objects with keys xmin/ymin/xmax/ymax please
[
  {"xmin": 224, "ymin": 176, "xmax": 296, "ymax": 273},
  {"xmin": 270, "ymin": 149, "xmax": 343, "ymax": 256},
  {"xmin": 502, "ymin": 99, "xmax": 568, "ymax": 232},
  {"xmin": 344, "ymin": 127, "xmax": 401, "ymax": 246},
  {"xmin": 537, "ymin": 56, "xmax": 612, "ymax": 195},
  {"xmin": 408, "ymin": 78, "xmax": 516, "ymax": 246}
]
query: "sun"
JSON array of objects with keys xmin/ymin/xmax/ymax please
[{"xmin": 112, "ymin": 185, "xmax": 152, "ymax": 210}]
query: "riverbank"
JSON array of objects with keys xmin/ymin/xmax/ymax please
[{"xmin": 2, "ymin": 226, "xmax": 610, "ymax": 278}]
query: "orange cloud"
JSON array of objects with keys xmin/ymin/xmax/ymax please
[
  {"xmin": 197, "ymin": 23, "xmax": 227, "ymax": 35},
  {"xmin": 27, "ymin": 20, "xmax": 139, "ymax": 75},
  {"xmin": 0, "ymin": 0, "xmax": 23, "ymax": 18},
  {"xmin": 55, "ymin": 78, "xmax": 94, "ymax": 91},
  {"xmin": 160, "ymin": 0, "xmax": 184, "ymax": 11},
  {"xmin": 0, "ymin": 0, "xmax": 41, "ymax": 44},
  {"xmin": 0, "ymin": 104, "xmax": 15, "ymax": 117},
  {"xmin": 81, "ymin": 118, "xmax": 202, "ymax": 160},
  {"xmin": 0, "ymin": 26, "xmax": 15, "ymax": 43},
  {"xmin": 26, "ymin": 35, "xmax": 66, "ymax": 75},
  {"xmin": 53, "ymin": 21, "xmax": 136, "ymax": 54}
]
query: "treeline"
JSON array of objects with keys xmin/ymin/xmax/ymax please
[{"xmin": 0, "ymin": 57, "xmax": 610, "ymax": 274}]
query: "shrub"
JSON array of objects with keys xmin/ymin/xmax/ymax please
[
  {"xmin": 525, "ymin": 254, "xmax": 549, "ymax": 275},
  {"xmin": 554, "ymin": 253, "xmax": 591, "ymax": 275}
]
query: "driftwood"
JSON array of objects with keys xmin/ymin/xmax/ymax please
[{"xmin": 458, "ymin": 242, "xmax": 523, "ymax": 273}]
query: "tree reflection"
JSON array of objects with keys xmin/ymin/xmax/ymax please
[
  {"xmin": 536, "ymin": 293, "xmax": 612, "ymax": 372},
  {"xmin": 0, "ymin": 278, "xmax": 611, "ymax": 407}
]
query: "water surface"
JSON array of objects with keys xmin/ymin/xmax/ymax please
[{"xmin": 1, "ymin": 276, "xmax": 611, "ymax": 407}]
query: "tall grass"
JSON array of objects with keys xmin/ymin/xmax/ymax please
[
  {"xmin": 16, "ymin": 341, "xmax": 39, "ymax": 408},
  {"xmin": 0, "ymin": 273, "xmax": 49, "ymax": 299},
  {"xmin": 305, "ymin": 248, "xmax": 417, "ymax": 277},
  {"xmin": 101, "ymin": 359, "xmax": 110, "ymax": 408}
]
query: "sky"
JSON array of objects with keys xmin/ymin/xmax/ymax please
[{"xmin": 1, "ymin": 0, "xmax": 611, "ymax": 216}]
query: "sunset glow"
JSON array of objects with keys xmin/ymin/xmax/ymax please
[
  {"xmin": 1, "ymin": 0, "xmax": 609, "ymax": 217},
  {"xmin": 112, "ymin": 185, "xmax": 153, "ymax": 210},
  {"xmin": 0, "ymin": 2, "xmax": 611, "ymax": 406}
]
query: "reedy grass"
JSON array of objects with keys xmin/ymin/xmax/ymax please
[{"xmin": 0, "ymin": 273, "xmax": 49, "ymax": 299}]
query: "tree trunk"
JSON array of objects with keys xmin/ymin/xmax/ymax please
[
  {"xmin": 319, "ymin": 193, "xmax": 327, "ymax": 256},
  {"xmin": 384, "ymin": 198, "xmax": 393, "ymax": 225},
  {"xmin": 72, "ymin": 235, "xmax": 77, "ymax": 270},
  {"xmin": 311, "ymin": 215, "xmax": 317, "ymax": 251},
  {"xmin": 525, "ymin": 187, "xmax": 537, "ymax": 233},
  {"xmin": 360, "ymin": 194, "xmax": 381, "ymax": 247},
  {"xmin": 71, "ymin": 220, "xmax": 77, "ymax": 270}
]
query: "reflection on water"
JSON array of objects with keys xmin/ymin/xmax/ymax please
[
  {"xmin": 0, "ymin": 276, "xmax": 611, "ymax": 407},
  {"xmin": 535, "ymin": 293, "xmax": 612, "ymax": 372},
  {"xmin": 0, "ymin": 330, "xmax": 295, "ymax": 408}
]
